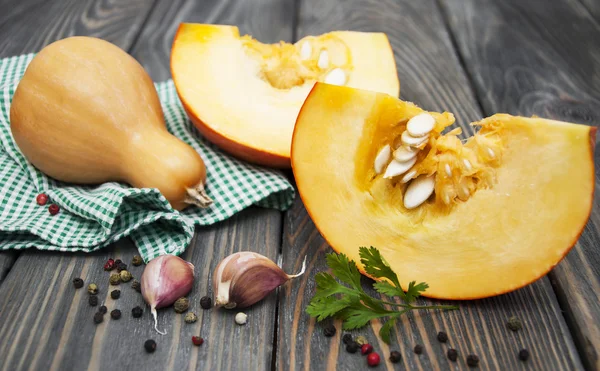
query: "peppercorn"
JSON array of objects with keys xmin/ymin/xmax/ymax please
[
  {"xmin": 109, "ymin": 273, "xmax": 121, "ymax": 285},
  {"xmin": 342, "ymin": 334, "xmax": 353, "ymax": 345},
  {"xmin": 99, "ymin": 305, "xmax": 107, "ymax": 314},
  {"xmin": 116, "ymin": 262, "xmax": 128, "ymax": 272},
  {"xmin": 36, "ymin": 194, "xmax": 48, "ymax": 206},
  {"xmin": 447, "ymin": 348, "xmax": 458, "ymax": 362},
  {"xmin": 466, "ymin": 354, "xmax": 479, "ymax": 367},
  {"xmin": 110, "ymin": 309, "xmax": 121, "ymax": 319},
  {"xmin": 89, "ymin": 295, "xmax": 98, "ymax": 306},
  {"xmin": 518, "ymin": 349, "xmax": 529, "ymax": 361},
  {"xmin": 131, "ymin": 255, "xmax": 143, "ymax": 266},
  {"xmin": 103, "ymin": 258, "xmax": 115, "ymax": 271},
  {"xmin": 93, "ymin": 312, "xmax": 104, "ymax": 324},
  {"xmin": 73, "ymin": 278, "xmax": 84, "ymax": 289},
  {"xmin": 131, "ymin": 280, "xmax": 141, "ymax": 292},
  {"xmin": 367, "ymin": 352, "xmax": 380, "ymax": 367},
  {"xmin": 361, "ymin": 344, "xmax": 373, "ymax": 355},
  {"xmin": 132, "ymin": 306, "xmax": 144, "ymax": 318},
  {"xmin": 437, "ymin": 331, "xmax": 448, "ymax": 343},
  {"xmin": 389, "ymin": 351, "xmax": 402, "ymax": 363},
  {"xmin": 507, "ymin": 316, "xmax": 522, "ymax": 332},
  {"xmin": 119, "ymin": 270, "xmax": 132, "ymax": 282},
  {"xmin": 114, "ymin": 259, "xmax": 122, "ymax": 266},
  {"xmin": 87, "ymin": 283, "xmax": 98, "ymax": 295},
  {"xmin": 346, "ymin": 341, "xmax": 359, "ymax": 354},
  {"xmin": 414, "ymin": 344, "xmax": 423, "ymax": 354},
  {"xmin": 174, "ymin": 297, "xmax": 189, "ymax": 313},
  {"xmin": 323, "ymin": 324, "xmax": 336, "ymax": 337},
  {"xmin": 48, "ymin": 204, "xmax": 60, "ymax": 215},
  {"xmin": 355, "ymin": 335, "xmax": 368, "ymax": 346},
  {"xmin": 192, "ymin": 336, "xmax": 204, "ymax": 346},
  {"xmin": 110, "ymin": 289, "xmax": 121, "ymax": 299},
  {"xmin": 185, "ymin": 312, "xmax": 198, "ymax": 324},
  {"xmin": 144, "ymin": 339, "xmax": 156, "ymax": 353},
  {"xmin": 200, "ymin": 296, "xmax": 212, "ymax": 309}
]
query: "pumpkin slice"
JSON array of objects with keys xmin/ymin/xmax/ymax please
[
  {"xmin": 171, "ymin": 23, "xmax": 399, "ymax": 168},
  {"xmin": 292, "ymin": 83, "xmax": 595, "ymax": 300}
]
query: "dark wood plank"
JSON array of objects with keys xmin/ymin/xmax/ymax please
[
  {"xmin": 277, "ymin": 0, "xmax": 585, "ymax": 370},
  {"xmin": 578, "ymin": 0, "xmax": 600, "ymax": 22},
  {"xmin": 0, "ymin": 0, "xmax": 157, "ymax": 283},
  {"xmin": 439, "ymin": 0, "xmax": 600, "ymax": 369}
]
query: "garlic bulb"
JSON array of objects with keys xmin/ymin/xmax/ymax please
[
  {"xmin": 213, "ymin": 252, "xmax": 306, "ymax": 309},
  {"xmin": 141, "ymin": 255, "xmax": 195, "ymax": 334}
]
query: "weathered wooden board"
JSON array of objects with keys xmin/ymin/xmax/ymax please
[
  {"xmin": 0, "ymin": 0, "xmax": 157, "ymax": 283},
  {"xmin": 277, "ymin": 0, "xmax": 584, "ymax": 370},
  {"xmin": 440, "ymin": 0, "xmax": 600, "ymax": 369}
]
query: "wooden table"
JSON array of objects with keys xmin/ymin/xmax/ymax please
[{"xmin": 0, "ymin": 0, "xmax": 598, "ymax": 370}]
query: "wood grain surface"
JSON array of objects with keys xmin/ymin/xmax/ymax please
[
  {"xmin": 277, "ymin": 0, "xmax": 585, "ymax": 370},
  {"xmin": 440, "ymin": 0, "xmax": 600, "ymax": 369}
]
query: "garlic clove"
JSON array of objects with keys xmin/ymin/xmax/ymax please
[
  {"xmin": 213, "ymin": 252, "xmax": 306, "ymax": 309},
  {"xmin": 141, "ymin": 255, "xmax": 195, "ymax": 335}
]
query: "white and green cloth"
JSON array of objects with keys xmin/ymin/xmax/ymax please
[{"xmin": 0, "ymin": 54, "xmax": 294, "ymax": 262}]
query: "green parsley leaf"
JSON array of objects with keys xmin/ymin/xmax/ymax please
[
  {"xmin": 379, "ymin": 315, "xmax": 401, "ymax": 344},
  {"xmin": 312, "ymin": 272, "xmax": 359, "ymax": 301},
  {"xmin": 306, "ymin": 296, "xmax": 352, "ymax": 321},
  {"xmin": 359, "ymin": 247, "xmax": 405, "ymax": 296},
  {"xmin": 326, "ymin": 252, "xmax": 362, "ymax": 290},
  {"xmin": 373, "ymin": 281, "xmax": 404, "ymax": 298},
  {"xmin": 405, "ymin": 281, "xmax": 429, "ymax": 303}
]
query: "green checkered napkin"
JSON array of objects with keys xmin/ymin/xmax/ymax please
[{"xmin": 0, "ymin": 54, "xmax": 294, "ymax": 262}]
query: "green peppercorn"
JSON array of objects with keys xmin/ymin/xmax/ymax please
[
  {"xmin": 131, "ymin": 255, "xmax": 143, "ymax": 266},
  {"xmin": 120, "ymin": 270, "xmax": 132, "ymax": 283},
  {"xmin": 87, "ymin": 283, "xmax": 98, "ymax": 295},
  {"xmin": 89, "ymin": 295, "xmax": 98, "ymax": 306},
  {"xmin": 110, "ymin": 289, "xmax": 121, "ymax": 299},
  {"xmin": 184, "ymin": 312, "xmax": 198, "ymax": 323},
  {"xmin": 174, "ymin": 297, "xmax": 189, "ymax": 313},
  {"xmin": 131, "ymin": 280, "xmax": 141, "ymax": 293},
  {"xmin": 73, "ymin": 278, "xmax": 84, "ymax": 289},
  {"xmin": 109, "ymin": 273, "xmax": 121, "ymax": 285},
  {"xmin": 507, "ymin": 316, "xmax": 522, "ymax": 331},
  {"xmin": 355, "ymin": 335, "xmax": 368, "ymax": 345}
]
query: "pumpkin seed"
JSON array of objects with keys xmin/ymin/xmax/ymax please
[
  {"xmin": 393, "ymin": 146, "xmax": 417, "ymax": 162},
  {"xmin": 404, "ymin": 174, "xmax": 436, "ymax": 209},
  {"xmin": 318, "ymin": 50, "xmax": 329, "ymax": 69},
  {"xmin": 383, "ymin": 157, "xmax": 417, "ymax": 179},
  {"xmin": 374, "ymin": 145, "xmax": 391, "ymax": 174},
  {"xmin": 463, "ymin": 159, "xmax": 472, "ymax": 171},
  {"xmin": 401, "ymin": 131, "xmax": 429, "ymax": 147},
  {"xmin": 445, "ymin": 164, "xmax": 452, "ymax": 177},
  {"xmin": 300, "ymin": 42, "xmax": 312, "ymax": 60},
  {"xmin": 401, "ymin": 170, "xmax": 417, "ymax": 183},
  {"xmin": 487, "ymin": 148, "xmax": 496, "ymax": 158},
  {"xmin": 407, "ymin": 113, "xmax": 435, "ymax": 137},
  {"xmin": 324, "ymin": 68, "xmax": 346, "ymax": 86}
]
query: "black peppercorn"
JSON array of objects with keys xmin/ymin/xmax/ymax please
[
  {"xmin": 117, "ymin": 262, "xmax": 127, "ymax": 272},
  {"xmin": 132, "ymin": 306, "xmax": 144, "ymax": 318},
  {"xmin": 110, "ymin": 289, "xmax": 121, "ymax": 299},
  {"xmin": 114, "ymin": 259, "xmax": 122, "ymax": 266},
  {"xmin": 518, "ymin": 349, "xmax": 529, "ymax": 361},
  {"xmin": 89, "ymin": 295, "xmax": 98, "ymax": 306},
  {"xmin": 144, "ymin": 339, "xmax": 156, "ymax": 353},
  {"xmin": 131, "ymin": 280, "xmax": 141, "ymax": 292},
  {"xmin": 447, "ymin": 348, "xmax": 458, "ymax": 362},
  {"xmin": 507, "ymin": 316, "xmax": 522, "ymax": 332},
  {"xmin": 73, "ymin": 278, "xmax": 84, "ymax": 289},
  {"xmin": 110, "ymin": 309, "xmax": 121, "ymax": 319},
  {"xmin": 99, "ymin": 305, "xmax": 107, "ymax": 314},
  {"xmin": 93, "ymin": 312, "xmax": 104, "ymax": 324},
  {"xmin": 323, "ymin": 324, "xmax": 336, "ymax": 337},
  {"xmin": 466, "ymin": 354, "xmax": 479, "ymax": 367},
  {"xmin": 131, "ymin": 255, "xmax": 143, "ymax": 266},
  {"xmin": 200, "ymin": 296, "xmax": 212, "ymax": 309},
  {"xmin": 346, "ymin": 341, "xmax": 359, "ymax": 354},
  {"xmin": 342, "ymin": 334, "xmax": 353, "ymax": 345},
  {"xmin": 414, "ymin": 344, "xmax": 423, "ymax": 354},
  {"xmin": 389, "ymin": 351, "xmax": 402, "ymax": 363},
  {"xmin": 437, "ymin": 331, "xmax": 448, "ymax": 343}
]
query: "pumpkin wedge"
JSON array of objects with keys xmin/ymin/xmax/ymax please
[
  {"xmin": 292, "ymin": 83, "xmax": 595, "ymax": 300},
  {"xmin": 171, "ymin": 23, "xmax": 399, "ymax": 168}
]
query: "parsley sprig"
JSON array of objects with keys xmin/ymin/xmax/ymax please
[{"xmin": 306, "ymin": 246, "xmax": 458, "ymax": 343}]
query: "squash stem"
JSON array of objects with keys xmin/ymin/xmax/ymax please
[{"xmin": 185, "ymin": 183, "xmax": 213, "ymax": 208}]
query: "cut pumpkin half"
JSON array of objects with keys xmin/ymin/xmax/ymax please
[
  {"xmin": 171, "ymin": 23, "xmax": 399, "ymax": 167},
  {"xmin": 292, "ymin": 83, "xmax": 595, "ymax": 300}
]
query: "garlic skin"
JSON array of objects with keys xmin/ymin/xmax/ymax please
[
  {"xmin": 141, "ymin": 255, "xmax": 195, "ymax": 335},
  {"xmin": 213, "ymin": 252, "xmax": 306, "ymax": 309}
]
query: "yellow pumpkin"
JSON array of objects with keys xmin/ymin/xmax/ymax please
[
  {"xmin": 10, "ymin": 36, "xmax": 211, "ymax": 211},
  {"xmin": 292, "ymin": 83, "xmax": 595, "ymax": 299}
]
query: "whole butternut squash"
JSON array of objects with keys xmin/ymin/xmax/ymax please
[{"xmin": 10, "ymin": 36, "xmax": 212, "ymax": 211}]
